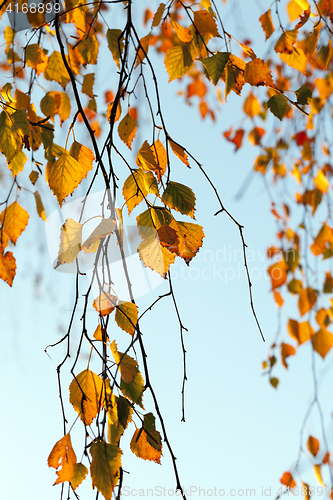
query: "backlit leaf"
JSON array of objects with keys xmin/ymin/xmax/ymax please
[
  {"xmin": 281, "ymin": 342, "xmax": 296, "ymax": 368},
  {"xmin": 44, "ymin": 51, "xmax": 70, "ymax": 89},
  {"xmin": 48, "ymin": 433, "xmax": 76, "ymax": 485},
  {"xmin": 71, "ymin": 462, "xmax": 88, "ymax": 490},
  {"xmin": 123, "ymin": 169, "xmax": 159, "ymax": 214},
  {"xmin": 162, "ymin": 181, "xmax": 196, "ymax": 218},
  {"xmin": 106, "ymin": 29, "xmax": 124, "ymax": 68},
  {"xmin": 69, "ymin": 369, "xmax": 104, "ymax": 425},
  {"xmin": 165, "ymin": 45, "xmax": 194, "ymax": 82},
  {"xmin": 138, "ymin": 233, "xmax": 176, "ymax": 278},
  {"xmin": 295, "ymin": 85, "xmax": 312, "ymax": 105},
  {"xmin": 152, "ymin": 3, "xmax": 165, "ymax": 28},
  {"xmin": 8, "ymin": 150, "xmax": 27, "ymax": 176},
  {"xmin": 171, "ymin": 18, "xmax": 192, "ymax": 43},
  {"xmin": 280, "ymin": 471, "xmax": 296, "ymax": 488},
  {"xmin": 69, "ymin": 141, "xmax": 95, "ymax": 174},
  {"xmin": 0, "ymin": 251, "xmax": 16, "ymax": 287},
  {"xmin": 279, "ymin": 47, "xmax": 307, "ymax": 75},
  {"xmin": 193, "ymin": 10, "xmax": 219, "ymax": 37},
  {"xmin": 312, "ymin": 328, "xmax": 333, "ymax": 358},
  {"xmin": 25, "ymin": 44, "xmax": 48, "ymax": 75},
  {"xmin": 111, "ymin": 342, "xmax": 144, "ymax": 407},
  {"xmin": 0, "ymin": 201, "xmax": 29, "ymax": 244},
  {"xmin": 90, "ymin": 439, "xmax": 122, "ymax": 500},
  {"xmin": 313, "ymin": 464, "xmax": 325, "ymax": 486},
  {"xmin": 244, "ymin": 58, "xmax": 275, "ymax": 87},
  {"xmin": 115, "ymin": 302, "xmax": 138, "ymax": 336},
  {"xmin": 259, "ymin": 10, "xmax": 275, "ymax": 40},
  {"xmin": 298, "ymin": 287, "xmax": 317, "ymax": 316},
  {"xmin": 243, "ymin": 93, "xmax": 261, "ymax": 117},
  {"xmin": 307, "ymin": 436, "xmax": 320, "ymax": 456},
  {"xmin": 314, "ymin": 170, "xmax": 329, "ymax": 193},
  {"xmin": 170, "ymin": 220, "xmax": 204, "ymax": 264},
  {"xmin": 93, "ymin": 292, "xmax": 117, "ymax": 316},
  {"xmin": 34, "ymin": 191, "xmax": 47, "ymax": 222},
  {"xmin": 275, "ymin": 30, "xmax": 297, "ymax": 54},
  {"xmin": 168, "ymin": 139, "xmax": 190, "ymax": 166},
  {"xmin": 82, "ymin": 218, "xmax": 116, "ymax": 253},
  {"xmin": 130, "ymin": 414, "xmax": 162, "ymax": 464},
  {"xmin": 135, "ymin": 34, "xmax": 151, "ymax": 68},
  {"xmin": 0, "ymin": 111, "xmax": 22, "ymax": 162},
  {"xmin": 47, "ymin": 152, "xmax": 93, "ymax": 206},
  {"xmin": 58, "ymin": 218, "xmax": 82, "ymax": 265},
  {"xmin": 118, "ymin": 113, "xmax": 137, "ymax": 149},
  {"xmin": 82, "ymin": 73, "xmax": 95, "ymax": 98},
  {"xmin": 200, "ymin": 52, "xmax": 229, "ymax": 85},
  {"xmin": 267, "ymin": 260, "xmax": 288, "ymax": 289}
]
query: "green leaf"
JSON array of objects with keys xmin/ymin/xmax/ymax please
[
  {"xmin": 267, "ymin": 94, "xmax": 288, "ymax": 120},
  {"xmin": 165, "ymin": 45, "xmax": 194, "ymax": 81},
  {"xmin": 200, "ymin": 52, "xmax": 230, "ymax": 85},
  {"xmin": 106, "ymin": 29, "xmax": 124, "ymax": 68},
  {"xmin": 115, "ymin": 302, "xmax": 138, "ymax": 336},
  {"xmin": 162, "ymin": 181, "xmax": 196, "ymax": 218},
  {"xmin": 90, "ymin": 439, "xmax": 122, "ymax": 500},
  {"xmin": 295, "ymin": 85, "xmax": 312, "ymax": 105}
]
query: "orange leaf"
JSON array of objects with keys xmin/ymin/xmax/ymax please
[
  {"xmin": 244, "ymin": 58, "xmax": 275, "ymax": 87},
  {"xmin": 93, "ymin": 292, "xmax": 117, "ymax": 316},
  {"xmin": 273, "ymin": 290, "xmax": 284, "ymax": 307},
  {"xmin": 170, "ymin": 17, "xmax": 192, "ymax": 43},
  {"xmin": 130, "ymin": 428, "xmax": 162, "ymax": 463},
  {"xmin": 0, "ymin": 251, "xmax": 16, "ymax": 286},
  {"xmin": 267, "ymin": 260, "xmax": 288, "ymax": 289},
  {"xmin": 48, "ymin": 434, "xmax": 77, "ymax": 485},
  {"xmin": 312, "ymin": 328, "xmax": 333, "ymax": 358},
  {"xmin": 281, "ymin": 342, "xmax": 296, "ymax": 368},
  {"xmin": 298, "ymin": 287, "xmax": 317, "ymax": 316},
  {"xmin": 280, "ymin": 471, "xmax": 296, "ymax": 489},
  {"xmin": 168, "ymin": 139, "xmax": 190, "ymax": 167},
  {"xmin": 307, "ymin": 435, "xmax": 320, "ymax": 456},
  {"xmin": 193, "ymin": 10, "xmax": 219, "ymax": 38},
  {"xmin": 0, "ymin": 201, "xmax": 29, "ymax": 244},
  {"xmin": 259, "ymin": 10, "xmax": 275, "ymax": 40}
]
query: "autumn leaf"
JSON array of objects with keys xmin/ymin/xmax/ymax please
[
  {"xmin": 168, "ymin": 139, "xmax": 190, "ymax": 166},
  {"xmin": 313, "ymin": 464, "xmax": 325, "ymax": 486},
  {"xmin": 123, "ymin": 169, "xmax": 159, "ymax": 214},
  {"xmin": 200, "ymin": 52, "xmax": 229, "ymax": 85},
  {"xmin": 193, "ymin": 10, "xmax": 219, "ymax": 38},
  {"xmin": 8, "ymin": 150, "xmax": 27, "ymax": 176},
  {"xmin": 170, "ymin": 17, "xmax": 192, "ymax": 43},
  {"xmin": 267, "ymin": 260, "xmax": 288, "ymax": 289},
  {"xmin": 281, "ymin": 342, "xmax": 296, "ymax": 368},
  {"xmin": 152, "ymin": 3, "xmax": 165, "ymax": 28},
  {"xmin": 71, "ymin": 463, "xmax": 88, "ymax": 490},
  {"xmin": 118, "ymin": 113, "xmax": 137, "ymax": 149},
  {"xmin": 0, "ymin": 111, "xmax": 22, "ymax": 162},
  {"xmin": 259, "ymin": 10, "xmax": 275, "ymax": 40},
  {"xmin": 90, "ymin": 439, "xmax": 122, "ymax": 500},
  {"xmin": 298, "ymin": 287, "xmax": 317, "ymax": 316},
  {"xmin": 165, "ymin": 45, "xmax": 194, "ymax": 81},
  {"xmin": 0, "ymin": 201, "xmax": 29, "ymax": 245},
  {"xmin": 57, "ymin": 218, "xmax": 82, "ymax": 265},
  {"xmin": 0, "ymin": 251, "xmax": 16, "ymax": 286},
  {"xmin": 138, "ymin": 233, "xmax": 176, "ymax": 277},
  {"xmin": 115, "ymin": 302, "xmax": 138, "ymax": 336},
  {"xmin": 243, "ymin": 93, "xmax": 261, "ymax": 117},
  {"xmin": 48, "ymin": 433, "xmax": 77, "ymax": 485},
  {"xmin": 307, "ymin": 436, "xmax": 320, "ymax": 456},
  {"xmin": 312, "ymin": 328, "xmax": 333, "ymax": 358},
  {"xmin": 244, "ymin": 58, "xmax": 275, "ymax": 87},
  {"xmin": 107, "ymin": 393, "xmax": 133, "ymax": 445},
  {"xmin": 47, "ymin": 152, "xmax": 93, "ymax": 206},
  {"xmin": 93, "ymin": 292, "xmax": 117, "ymax": 316},
  {"xmin": 69, "ymin": 369, "xmax": 105, "ymax": 425},
  {"xmin": 69, "ymin": 141, "xmax": 95, "ymax": 174},
  {"xmin": 280, "ymin": 47, "xmax": 307, "ymax": 75},
  {"xmin": 267, "ymin": 94, "xmax": 288, "ymax": 120},
  {"xmin": 130, "ymin": 413, "xmax": 162, "ymax": 463},
  {"xmin": 44, "ymin": 51, "xmax": 70, "ymax": 89},
  {"xmin": 275, "ymin": 30, "xmax": 297, "ymax": 54},
  {"xmin": 106, "ymin": 29, "xmax": 124, "ymax": 68},
  {"xmin": 111, "ymin": 341, "xmax": 144, "ymax": 407},
  {"xmin": 33, "ymin": 191, "xmax": 47, "ymax": 222},
  {"xmin": 82, "ymin": 218, "xmax": 116, "ymax": 253},
  {"xmin": 162, "ymin": 181, "xmax": 196, "ymax": 218},
  {"xmin": 280, "ymin": 471, "xmax": 296, "ymax": 488}
]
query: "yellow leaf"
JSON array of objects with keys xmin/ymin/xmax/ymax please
[
  {"xmin": 71, "ymin": 462, "xmax": 88, "ymax": 490},
  {"xmin": 115, "ymin": 302, "xmax": 138, "ymax": 336},
  {"xmin": 130, "ymin": 427, "xmax": 162, "ymax": 463},
  {"xmin": 171, "ymin": 17, "xmax": 192, "ymax": 43},
  {"xmin": 90, "ymin": 439, "xmax": 122, "ymax": 500},
  {"xmin": 243, "ymin": 92, "xmax": 261, "ymax": 117},
  {"xmin": 313, "ymin": 464, "xmax": 325, "ymax": 486},
  {"xmin": 138, "ymin": 233, "xmax": 176, "ymax": 277},
  {"xmin": 82, "ymin": 218, "xmax": 116, "ymax": 253},
  {"xmin": 170, "ymin": 220, "xmax": 204, "ymax": 264},
  {"xmin": 307, "ymin": 435, "xmax": 320, "ymax": 456},
  {"xmin": 244, "ymin": 58, "xmax": 275, "ymax": 87},
  {"xmin": 82, "ymin": 73, "xmax": 95, "ymax": 98},
  {"xmin": 259, "ymin": 10, "xmax": 275, "ymax": 40},
  {"xmin": 48, "ymin": 434, "xmax": 77, "ymax": 485},
  {"xmin": 0, "ymin": 251, "xmax": 16, "ymax": 287},
  {"xmin": 34, "ymin": 191, "xmax": 47, "ymax": 222},
  {"xmin": 0, "ymin": 201, "xmax": 29, "ymax": 244},
  {"xmin": 312, "ymin": 328, "xmax": 333, "ymax": 358},
  {"xmin": 287, "ymin": 319, "xmax": 314, "ymax": 345},
  {"xmin": 47, "ymin": 152, "xmax": 93, "ymax": 206},
  {"xmin": 26, "ymin": 9, "xmax": 46, "ymax": 28},
  {"xmin": 14, "ymin": 89, "xmax": 30, "ymax": 110},
  {"xmin": 135, "ymin": 34, "xmax": 151, "ymax": 68},
  {"xmin": 151, "ymin": 139, "xmax": 167, "ymax": 181},
  {"xmin": 25, "ymin": 44, "xmax": 48, "ymax": 75},
  {"xmin": 193, "ymin": 10, "xmax": 219, "ymax": 37},
  {"xmin": 107, "ymin": 100, "xmax": 122, "ymax": 124},
  {"xmin": 106, "ymin": 29, "xmax": 124, "ymax": 68},
  {"xmin": 44, "ymin": 51, "xmax": 70, "ymax": 89},
  {"xmin": 58, "ymin": 218, "xmax": 82, "ymax": 265},
  {"xmin": 168, "ymin": 139, "xmax": 190, "ymax": 167},
  {"xmin": 275, "ymin": 30, "xmax": 297, "ymax": 54},
  {"xmin": 298, "ymin": 287, "xmax": 317, "ymax": 316},
  {"xmin": 314, "ymin": 170, "xmax": 329, "ymax": 193},
  {"xmin": 93, "ymin": 292, "xmax": 117, "ymax": 316},
  {"xmin": 287, "ymin": 0, "xmax": 310, "ymax": 21},
  {"xmin": 279, "ymin": 47, "xmax": 307, "ymax": 75},
  {"xmin": 118, "ymin": 113, "xmax": 137, "ymax": 149},
  {"xmin": 310, "ymin": 223, "xmax": 333, "ymax": 256},
  {"xmin": 8, "ymin": 150, "xmax": 27, "ymax": 176},
  {"xmin": 69, "ymin": 141, "xmax": 95, "ymax": 173},
  {"xmin": 165, "ymin": 45, "xmax": 194, "ymax": 82},
  {"xmin": 69, "ymin": 369, "xmax": 104, "ymax": 425},
  {"xmin": 122, "ymin": 169, "xmax": 159, "ymax": 214}
]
